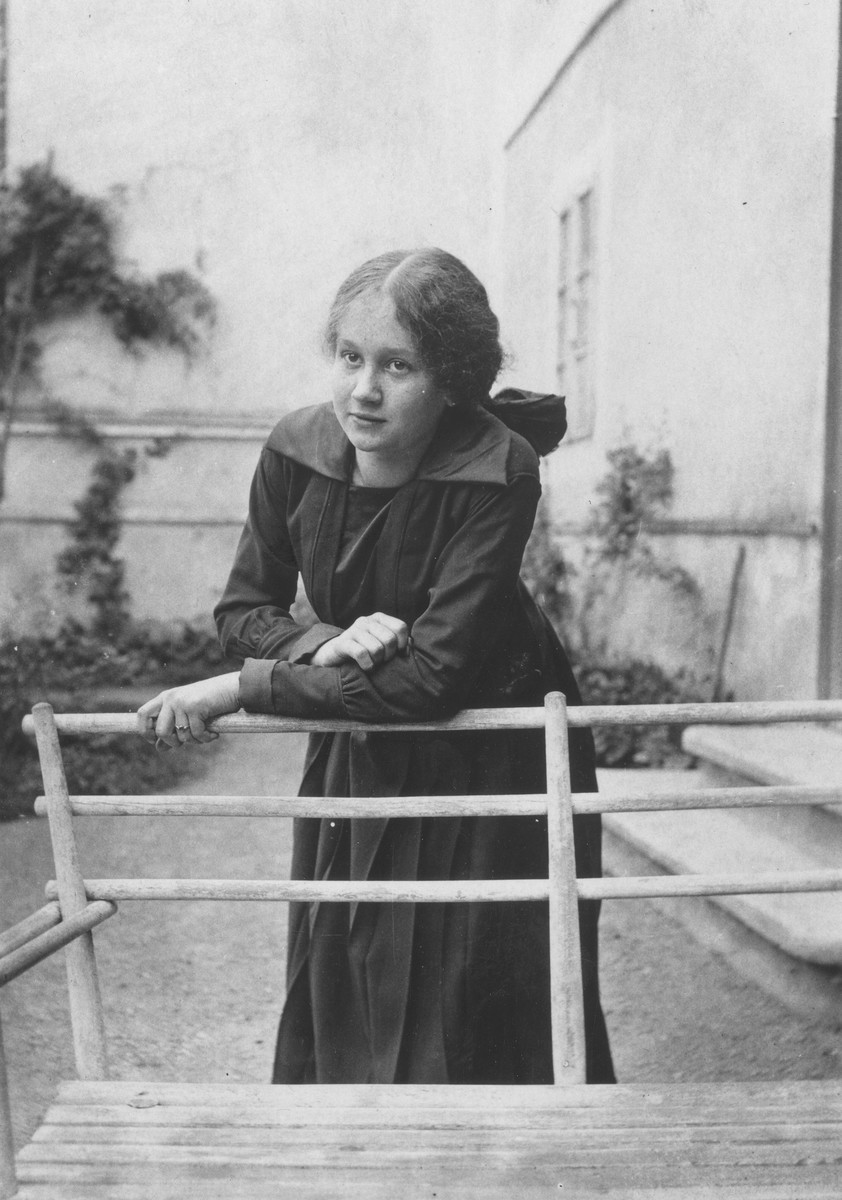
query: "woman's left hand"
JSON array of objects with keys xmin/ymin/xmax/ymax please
[{"xmin": 137, "ymin": 671, "xmax": 241, "ymax": 750}]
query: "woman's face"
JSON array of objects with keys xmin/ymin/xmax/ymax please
[{"xmin": 331, "ymin": 290, "xmax": 448, "ymax": 474}]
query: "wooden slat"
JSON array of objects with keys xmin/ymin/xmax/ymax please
[
  {"xmin": 31, "ymin": 704, "xmax": 109, "ymax": 1081},
  {"xmin": 583, "ymin": 782, "xmax": 842, "ymax": 814},
  {"xmin": 22, "ymin": 707, "xmax": 545, "ymax": 737},
  {"xmin": 50, "ymin": 1077, "xmax": 842, "ymax": 1113},
  {"xmin": 0, "ymin": 903, "xmax": 116, "ymax": 987},
  {"xmin": 38, "ymin": 1102, "xmax": 842, "ymax": 1132},
  {"xmin": 579, "ymin": 869, "xmax": 842, "ymax": 900},
  {"xmin": 31, "ymin": 1120, "xmax": 842, "ymax": 1145},
  {"xmin": 0, "ymin": 903, "xmax": 61, "ymax": 958},
  {"xmin": 14, "ymin": 1157, "xmax": 842, "ymax": 1191},
  {"xmin": 12, "ymin": 1186, "xmax": 842, "ymax": 1200},
  {"xmin": 572, "ymin": 699, "xmax": 842, "ymax": 727},
  {"xmin": 34, "ymin": 792, "xmax": 548, "ymax": 818},
  {"xmin": 0, "ymin": 1013, "xmax": 15, "ymax": 1200},
  {"xmin": 21, "ymin": 697, "xmax": 842, "ymax": 739},
  {"xmin": 33, "ymin": 781, "xmax": 842, "ymax": 819},
  {"xmin": 605, "ymin": 1192, "xmax": 842, "ymax": 1200},
  {"xmin": 544, "ymin": 693, "xmax": 586, "ymax": 1083},
  {"xmin": 45, "ymin": 878, "xmax": 550, "ymax": 903},
  {"xmin": 44, "ymin": 867, "xmax": 842, "ymax": 905},
  {"xmin": 17, "ymin": 1133, "xmax": 842, "ymax": 1167}
]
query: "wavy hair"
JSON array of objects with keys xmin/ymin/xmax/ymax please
[{"xmin": 325, "ymin": 248, "xmax": 505, "ymax": 409}]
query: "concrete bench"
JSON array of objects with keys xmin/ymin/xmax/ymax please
[{"xmin": 3, "ymin": 696, "xmax": 842, "ymax": 1198}]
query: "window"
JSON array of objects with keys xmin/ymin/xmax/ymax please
[{"xmin": 556, "ymin": 187, "xmax": 596, "ymax": 440}]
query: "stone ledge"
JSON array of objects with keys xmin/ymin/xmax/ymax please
[
  {"xmin": 598, "ymin": 768, "xmax": 842, "ymax": 967},
  {"xmin": 682, "ymin": 723, "xmax": 842, "ymax": 793}
]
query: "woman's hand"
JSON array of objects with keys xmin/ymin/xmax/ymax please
[
  {"xmin": 310, "ymin": 613, "xmax": 409, "ymax": 672},
  {"xmin": 137, "ymin": 671, "xmax": 241, "ymax": 750}
]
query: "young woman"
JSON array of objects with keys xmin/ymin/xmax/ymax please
[{"xmin": 138, "ymin": 248, "xmax": 615, "ymax": 1085}]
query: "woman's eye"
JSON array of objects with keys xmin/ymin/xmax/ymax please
[
  {"xmin": 341, "ymin": 351, "xmax": 361, "ymax": 365},
  {"xmin": 389, "ymin": 359, "xmax": 410, "ymax": 373}
]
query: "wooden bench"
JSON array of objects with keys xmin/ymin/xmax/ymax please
[{"xmin": 3, "ymin": 694, "xmax": 842, "ymax": 1198}]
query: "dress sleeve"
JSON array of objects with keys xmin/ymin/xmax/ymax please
[
  {"xmin": 238, "ymin": 469, "xmax": 541, "ymax": 721},
  {"xmin": 214, "ymin": 450, "xmax": 343, "ymax": 666}
]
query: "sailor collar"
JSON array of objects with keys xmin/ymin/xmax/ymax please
[{"xmin": 264, "ymin": 402, "xmax": 536, "ymax": 487}]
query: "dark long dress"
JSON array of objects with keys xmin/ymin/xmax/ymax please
[{"xmin": 214, "ymin": 401, "xmax": 615, "ymax": 1085}]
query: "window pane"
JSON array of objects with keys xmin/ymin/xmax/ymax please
[
  {"xmin": 578, "ymin": 190, "xmax": 593, "ymax": 266},
  {"xmin": 557, "ymin": 289, "xmax": 567, "ymax": 347},
  {"xmin": 558, "ymin": 210, "xmax": 570, "ymax": 283},
  {"xmin": 555, "ymin": 188, "xmax": 596, "ymax": 439},
  {"xmin": 575, "ymin": 283, "xmax": 589, "ymax": 345}
]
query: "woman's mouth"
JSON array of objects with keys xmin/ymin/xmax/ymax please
[{"xmin": 350, "ymin": 413, "xmax": 386, "ymax": 424}]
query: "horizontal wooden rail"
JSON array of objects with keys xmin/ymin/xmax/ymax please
[
  {"xmin": 36, "ymin": 793, "xmax": 548, "ymax": 818},
  {"xmin": 45, "ymin": 869, "xmax": 842, "ymax": 906},
  {"xmin": 586, "ymin": 783, "xmax": 842, "ymax": 813},
  {"xmin": 34, "ymin": 781, "xmax": 842, "ymax": 819},
  {"xmin": 23, "ymin": 709, "xmax": 543, "ymax": 736},
  {"xmin": 0, "ymin": 902, "xmax": 61, "ymax": 958},
  {"xmin": 46, "ymin": 879, "xmax": 550, "ymax": 904},
  {"xmin": 586, "ymin": 870, "xmax": 842, "ymax": 900},
  {"xmin": 21, "ymin": 698, "xmax": 842, "ymax": 739},
  {"xmin": 0, "ymin": 902, "xmax": 117, "ymax": 988}
]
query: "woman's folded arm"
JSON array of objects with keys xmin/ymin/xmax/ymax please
[
  {"xmin": 239, "ymin": 471, "xmax": 541, "ymax": 722},
  {"xmin": 214, "ymin": 450, "xmax": 343, "ymax": 663}
]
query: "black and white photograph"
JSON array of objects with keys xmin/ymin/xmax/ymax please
[{"xmin": 1, "ymin": 2, "xmax": 841, "ymax": 1196}]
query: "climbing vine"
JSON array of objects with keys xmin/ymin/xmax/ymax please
[
  {"xmin": 0, "ymin": 160, "xmax": 215, "ymax": 500},
  {"xmin": 586, "ymin": 443, "xmax": 698, "ymax": 594},
  {"xmin": 43, "ymin": 401, "xmax": 181, "ymax": 636},
  {"xmin": 0, "ymin": 162, "xmax": 223, "ymax": 818}
]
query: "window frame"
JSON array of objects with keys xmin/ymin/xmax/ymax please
[{"xmin": 546, "ymin": 138, "xmax": 610, "ymax": 446}]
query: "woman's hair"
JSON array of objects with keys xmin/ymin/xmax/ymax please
[{"xmin": 325, "ymin": 248, "xmax": 505, "ymax": 409}]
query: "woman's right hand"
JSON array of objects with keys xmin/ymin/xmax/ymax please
[
  {"xmin": 310, "ymin": 613, "xmax": 409, "ymax": 672},
  {"xmin": 137, "ymin": 671, "xmax": 241, "ymax": 749}
]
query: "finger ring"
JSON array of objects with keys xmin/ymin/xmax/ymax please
[{"xmin": 175, "ymin": 724, "xmax": 189, "ymax": 732}]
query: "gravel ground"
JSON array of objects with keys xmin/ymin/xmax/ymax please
[{"xmin": 3, "ymin": 733, "xmax": 842, "ymax": 1151}]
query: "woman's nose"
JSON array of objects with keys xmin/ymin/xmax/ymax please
[{"xmin": 352, "ymin": 366, "xmax": 381, "ymax": 403}]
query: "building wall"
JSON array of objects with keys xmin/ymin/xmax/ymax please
[
  {"xmin": 3, "ymin": 0, "xmax": 501, "ymax": 630},
  {"xmin": 2, "ymin": 417, "xmax": 266, "ymax": 631},
  {"xmin": 500, "ymin": 0, "xmax": 838, "ymax": 698}
]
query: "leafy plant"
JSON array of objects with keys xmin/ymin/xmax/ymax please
[
  {"xmin": 55, "ymin": 445, "xmax": 138, "ymax": 634},
  {"xmin": 0, "ymin": 162, "xmax": 220, "ymax": 817},
  {"xmin": 587, "ymin": 443, "xmax": 698, "ymax": 594},
  {"xmin": 47, "ymin": 406, "xmax": 178, "ymax": 636},
  {"xmin": 0, "ymin": 160, "xmax": 215, "ymax": 500},
  {"xmin": 522, "ymin": 442, "xmax": 706, "ymax": 767},
  {"xmin": 0, "ymin": 619, "xmax": 232, "ymax": 819},
  {"xmin": 575, "ymin": 657, "xmax": 703, "ymax": 768}
]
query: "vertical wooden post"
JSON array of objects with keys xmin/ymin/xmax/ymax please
[
  {"xmin": 820, "ymin": 4, "xmax": 842, "ymax": 697},
  {"xmin": 0, "ymin": 1007, "xmax": 16, "ymax": 1200},
  {"xmin": 0, "ymin": 0, "xmax": 7, "ymax": 185},
  {"xmin": 543, "ymin": 691, "xmax": 586, "ymax": 1085},
  {"xmin": 31, "ymin": 704, "xmax": 109, "ymax": 1080}
]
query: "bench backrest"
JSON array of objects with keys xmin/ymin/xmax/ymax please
[{"xmin": 19, "ymin": 694, "xmax": 842, "ymax": 1090}]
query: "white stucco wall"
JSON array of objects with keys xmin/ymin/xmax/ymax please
[
  {"xmin": 500, "ymin": 0, "xmax": 838, "ymax": 698},
  {"xmin": 2, "ymin": 0, "xmax": 502, "ymax": 629},
  {"xmin": 9, "ymin": 0, "xmax": 500, "ymax": 418}
]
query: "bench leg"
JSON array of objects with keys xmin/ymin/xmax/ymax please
[
  {"xmin": 33, "ymin": 704, "xmax": 109, "ymax": 1079},
  {"xmin": 0, "ymin": 1009, "xmax": 17, "ymax": 1200}
]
